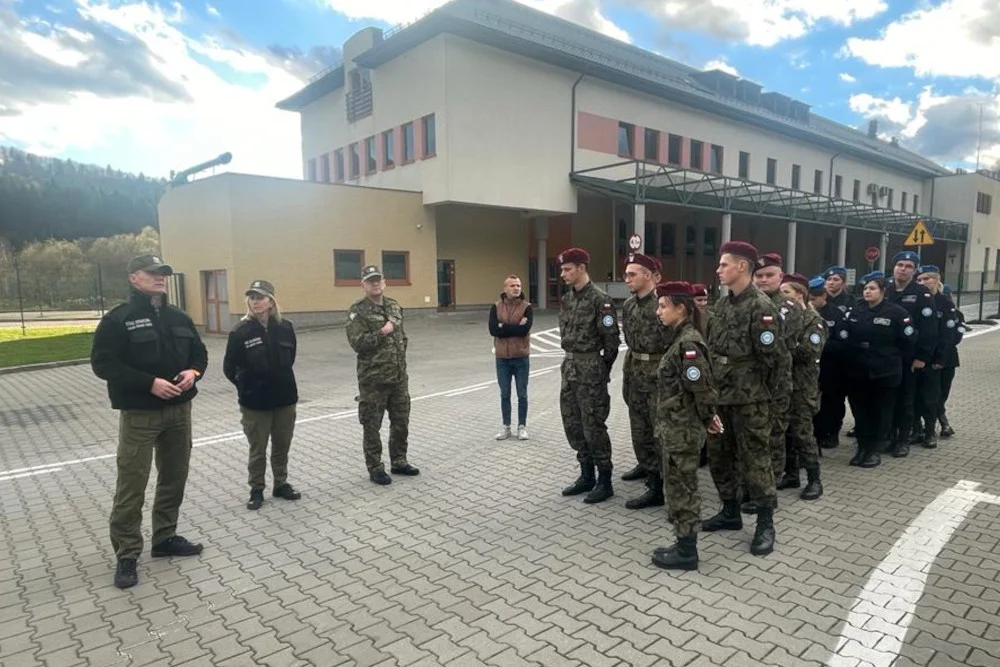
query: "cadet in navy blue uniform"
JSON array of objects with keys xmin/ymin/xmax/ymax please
[
  {"xmin": 937, "ymin": 285, "xmax": 965, "ymax": 437},
  {"xmin": 813, "ymin": 266, "xmax": 853, "ymax": 448},
  {"xmin": 884, "ymin": 251, "xmax": 937, "ymax": 457},
  {"xmin": 840, "ymin": 272, "xmax": 916, "ymax": 468},
  {"xmin": 914, "ymin": 267, "xmax": 958, "ymax": 446}
]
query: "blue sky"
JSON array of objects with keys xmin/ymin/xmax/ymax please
[{"xmin": 2, "ymin": 0, "xmax": 997, "ymax": 178}]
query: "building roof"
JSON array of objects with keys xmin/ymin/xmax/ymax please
[{"xmin": 276, "ymin": 0, "xmax": 950, "ymax": 179}]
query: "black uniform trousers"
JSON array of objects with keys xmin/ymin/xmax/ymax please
[
  {"xmin": 892, "ymin": 359, "xmax": 916, "ymax": 443},
  {"xmin": 849, "ymin": 380, "xmax": 898, "ymax": 452},
  {"xmin": 939, "ymin": 367, "xmax": 956, "ymax": 418},
  {"xmin": 815, "ymin": 373, "xmax": 847, "ymax": 440},
  {"xmin": 914, "ymin": 367, "xmax": 941, "ymax": 432}
]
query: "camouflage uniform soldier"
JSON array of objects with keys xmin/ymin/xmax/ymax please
[
  {"xmin": 620, "ymin": 253, "xmax": 674, "ymax": 509},
  {"xmin": 776, "ymin": 273, "xmax": 825, "ymax": 500},
  {"xmin": 91, "ymin": 255, "xmax": 208, "ymax": 589},
  {"xmin": 346, "ymin": 265, "xmax": 420, "ymax": 485},
  {"xmin": 703, "ymin": 241, "xmax": 781, "ymax": 556},
  {"xmin": 692, "ymin": 283, "xmax": 712, "ymax": 468},
  {"xmin": 557, "ymin": 248, "xmax": 620, "ymax": 504},
  {"xmin": 649, "ymin": 281, "xmax": 719, "ymax": 572},
  {"xmin": 746, "ymin": 252, "xmax": 796, "ymax": 514}
]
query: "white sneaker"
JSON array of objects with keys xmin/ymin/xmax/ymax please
[
  {"xmin": 495, "ymin": 426, "xmax": 512, "ymax": 440},
  {"xmin": 517, "ymin": 425, "xmax": 529, "ymax": 441}
]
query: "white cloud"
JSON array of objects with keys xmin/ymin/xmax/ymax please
[
  {"xmin": 845, "ymin": 0, "xmax": 1000, "ymax": 79},
  {"xmin": 839, "ymin": 72, "xmax": 856, "ymax": 83},
  {"xmin": 206, "ymin": 4, "xmax": 220, "ymax": 18},
  {"xmin": 703, "ymin": 58, "xmax": 739, "ymax": 76},
  {"xmin": 849, "ymin": 93, "xmax": 913, "ymax": 128},
  {"xmin": 0, "ymin": 0, "xmax": 305, "ymax": 178}
]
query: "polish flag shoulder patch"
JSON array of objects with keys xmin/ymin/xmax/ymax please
[
  {"xmin": 684, "ymin": 350, "xmax": 698, "ymax": 359},
  {"xmin": 903, "ymin": 317, "xmax": 912, "ymax": 324},
  {"xmin": 762, "ymin": 315, "xmax": 775, "ymax": 324}
]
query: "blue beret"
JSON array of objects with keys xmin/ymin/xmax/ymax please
[
  {"xmin": 943, "ymin": 284, "xmax": 952, "ymax": 295},
  {"xmin": 918, "ymin": 264, "xmax": 940, "ymax": 274},
  {"xmin": 893, "ymin": 251, "xmax": 920, "ymax": 265},
  {"xmin": 860, "ymin": 271, "xmax": 884, "ymax": 285},
  {"xmin": 823, "ymin": 266, "xmax": 847, "ymax": 279},
  {"xmin": 808, "ymin": 276, "xmax": 826, "ymax": 291}
]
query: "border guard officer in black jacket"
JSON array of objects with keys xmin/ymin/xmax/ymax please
[
  {"xmin": 223, "ymin": 280, "xmax": 302, "ymax": 511},
  {"xmin": 813, "ymin": 266, "xmax": 853, "ymax": 448},
  {"xmin": 91, "ymin": 254, "xmax": 208, "ymax": 590}
]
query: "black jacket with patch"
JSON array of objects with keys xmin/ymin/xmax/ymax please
[
  {"xmin": 223, "ymin": 316, "xmax": 298, "ymax": 410},
  {"xmin": 91, "ymin": 289, "xmax": 208, "ymax": 410}
]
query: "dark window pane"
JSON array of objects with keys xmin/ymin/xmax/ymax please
[
  {"xmin": 334, "ymin": 251, "xmax": 363, "ymax": 281},
  {"xmin": 382, "ymin": 252, "xmax": 408, "ymax": 281}
]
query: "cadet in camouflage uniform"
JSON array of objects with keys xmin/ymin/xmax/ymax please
[
  {"xmin": 703, "ymin": 241, "xmax": 780, "ymax": 556},
  {"xmin": 776, "ymin": 273, "xmax": 825, "ymax": 500},
  {"xmin": 91, "ymin": 255, "xmax": 208, "ymax": 590},
  {"xmin": 649, "ymin": 281, "xmax": 719, "ymax": 571},
  {"xmin": 557, "ymin": 248, "xmax": 621, "ymax": 504},
  {"xmin": 620, "ymin": 253, "xmax": 674, "ymax": 509},
  {"xmin": 346, "ymin": 265, "xmax": 420, "ymax": 485},
  {"xmin": 692, "ymin": 283, "xmax": 712, "ymax": 468},
  {"xmin": 745, "ymin": 252, "xmax": 796, "ymax": 514}
]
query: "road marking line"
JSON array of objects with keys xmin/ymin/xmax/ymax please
[
  {"xmin": 0, "ymin": 364, "xmax": 563, "ymax": 478},
  {"xmin": 827, "ymin": 480, "xmax": 1000, "ymax": 667}
]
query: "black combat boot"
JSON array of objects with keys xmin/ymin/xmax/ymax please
[
  {"xmin": 921, "ymin": 423, "xmax": 938, "ymax": 449},
  {"xmin": 776, "ymin": 452, "xmax": 800, "ymax": 490},
  {"xmin": 861, "ymin": 443, "xmax": 882, "ymax": 468},
  {"xmin": 625, "ymin": 474, "xmax": 665, "ymax": 509},
  {"xmin": 247, "ymin": 488, "xmax": 264, "ymax": 510},
  {"xmin": 620, "ymin": 464, "xmax": 647, "ymax": 481},
  {"xmin": 703, "ymin": 499, "xmax": 743, "ymax": 532},
  {"xmin": 651, "ymin": 535, "xmax": 698, "ymax": 571},
  {"xmin": 849, "ymin": 442, "xmax": 864, "ymax": 466},
  {"xmin": 890, "ymin": 440, "xmax": 909, "ymax": 458},
  {"xmin": 750, "ymin": 507, "xmax": 775, "ymax": 556},
  {"xmin": 800, "ymin": 466, "xmax": 823, "ymax": 500},
  {"xmin": 908, "ymin": 423, "xmax": 924, "ymax": 445},
  {"xmin": 939, "ymin": 413, "xmax": 955, "ymax": 438},
  {"xmin": 584, "ymin": 466, "xmax": 614, "ymax": 504},
  {"xmin": 114, "ymin": 558, "xmax": 138, "ymax": 589},
  {"xmin": 562, "ymin": 462, "xmax": 596, "ymax": 496},
  {"xmin": 818, "ymin": 435, "xmax": 839, "ymax": 449}
]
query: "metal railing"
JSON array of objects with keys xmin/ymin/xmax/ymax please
[{"xmin": 346, "ymin": 83, "xmax": 373, "ymax": 122}]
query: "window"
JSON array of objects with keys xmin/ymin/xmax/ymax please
[
  {"xmin": 690, "ymin": 140, "xmax": 704, "ymax": 170},
  {"xmin": 766, "ymin": 158, "xmax": 777, "ymax": 185},
  {"xmin": 334, "ymin": 250, "xmax": 364, "ymax": 285},
  {"xmin": 738, "ymin": 151, "xmax": 750, "ymax": 179},
  {"xmin": 307, "ymin": 158, "xmax": 316, "ymax": 182},
  {"xmin": 704, "ymin": 226, "xmax": 717, "ymax": 256},
  {"xmin": 853, "ymin": 179, "xmax": 861, "ymax": 203},
  {"xmin": 977, "ymin": 191, "xmax": 993, "ymax": 214},
  {"xmin": 710, "ymin": 145, "xmax": 723, "ymax": 174},
  {"xmin": 618, "ymin": 122, "xmax": 634, "ymax": 156},
  {"xmin": 834, "ymin": 175, "xmax": 843, "ymax": 198},
  {"xmin": 913, "ymin": 194, "xmax": 919, "ymax": 213},
  {"xmin": 644, "ymin": 221, "xmax": 657, "ymax": 255},
  {"xmin": 382, "ymin": 130, "xmax": 395, "ymax": 169},
  {"xmin": 791, "ymin": 164, "xmax": 801, "ymax": 190},
  {"xmin": 349, "ymin": 143, "xmax": 360, "ymax": 178},
  {"xmin": 901, "ymin": 191, "xmax": 908, "ymax": 211},
  {"xmin": 814, "ymin": 169, "xmax": 824, "ymax": 194},
  {"xmin": 644, "ymin": 128, "xmax": 660, "ymax": 162},
  {"xmin": 334, "ymin": 150, "xmax": 344, "ymax": 182},
  {"xmin": 319, "ymin": 154, "xmax": 330, "ymax": 183},
  {"xmin": 403, "ymin": 123, "xmax": 415, "ymax": 163},
  {"xmin": 422, "ymin": 114, "xmax": 436, "ymax": 157},
  {"xmin": 365, "ymin": 137, "xmax": 377, "ymax": 174},
  {"xmin": 668, "ymin": 134, "xmax": 683, "ymax": 165},
  {"xmin": 659, "ymin": 222, "xmax": 676, "ymax": 257},
  {"xmin": 685, "ymin": 225, "xmax": 696, "ymax": 257},
  {"xmin": 382, "ymin": 251, "xmax": 410, "ymax": 285}
]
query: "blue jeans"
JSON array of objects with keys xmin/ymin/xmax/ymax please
[{"xmin": 496, "ymin": 357, "xmax": 529, "ymax": 426}]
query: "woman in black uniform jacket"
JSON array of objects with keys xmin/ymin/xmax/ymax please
[
  {"xmin": 840, "ymin": 272, "xmax": 916, "ymax": 468},
  {"xmin": 937, "ymin": 284, "xmax": 965, "ymax": 437}
]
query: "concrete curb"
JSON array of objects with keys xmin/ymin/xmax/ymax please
[{"xmin": 0, "ymin": 358, "xmax": 90, "ymax": 376}]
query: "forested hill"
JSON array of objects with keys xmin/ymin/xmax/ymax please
[{"xmin": 0, "ymin": 146, "xmax": 166, "ymax": 248}]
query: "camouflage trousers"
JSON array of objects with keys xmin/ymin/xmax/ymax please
[
  {"xmin": 769, "ymin": 396, "xmax": 791, "ymax": 480},
  {"xmin": 627, "ymin": 385, "xmax": 660, "ymax": 475},
  {"xmin": 786, "ymin": 397, "xmax": 820, "ymax": 470},
  {"xmin": 358, "ymin": 381, "xmax": 410, "ymax": 473},
  {"xmin": 560, "ymin": 377, "xmax": 613, "ymax": 469},
  {"xmin": 660, "ymin": 423, "xmax": 705, "ymax": 538},
  {"xmin": 708, "ymin": 402, "xmax": 776, "ymax": 508}
]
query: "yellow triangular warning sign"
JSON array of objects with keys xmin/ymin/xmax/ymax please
[{"xmin": 904, "ymin": 220, "xmax": 934, "ymax": 247}]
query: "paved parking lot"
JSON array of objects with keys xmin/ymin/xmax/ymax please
[{"xmin": 2, "ymin": 311, "xmax": 1000, "ymax": 667}]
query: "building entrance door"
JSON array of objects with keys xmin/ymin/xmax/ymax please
[
  {"xmin": 437, "ymin": 260, "xmax": 456, "ymax": 309},
  {"xmin": 203, "ymin": 269, "xmax": 229, "ymax": 333}
]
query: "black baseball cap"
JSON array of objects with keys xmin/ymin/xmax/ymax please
[{"xmin": 128, "ymin": 254, "xmax": 173, "ymax": 275}]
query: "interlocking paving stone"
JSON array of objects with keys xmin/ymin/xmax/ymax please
[{"xmin": 3, "ymin": 314, "xmax": 1000, "ymax": 666}]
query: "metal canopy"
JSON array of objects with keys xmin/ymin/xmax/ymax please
[{"xmin": 571, "ymin": 160, "xmax": 969, "ymax": 243}]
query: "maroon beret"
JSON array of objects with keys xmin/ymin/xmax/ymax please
[
  {"xmin": 781, "ymin": 272, "xmax": 809, "ymax": 290},
  {"xmin": 656, "ymin": 281, "xmax": 695, "ymax": 298},
  {"xmin": 720, "ymin": 241, "xmax": 758, "ymax": 265},
  {"xmin": 558, "ymin": 247, "xmax": 590, "ymax": 265},
  {"xmin": 691, "ymin": 283, "xmax": 709, "ymax": 297},
  {"xmin": 626, "ymin": 253, "xmax": 658, "ymax": 273},
  {"xmin": 756, "ymin": 252, "xmax": 784, "ymax": 270}
]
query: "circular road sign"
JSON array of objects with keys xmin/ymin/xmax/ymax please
[
  {"xmin": 628, "ymin": 234, "xmax": 642, "ymax": 251},
  {"xmin": 865, "ymin": 246, "xmax": 880, "ymax": 262}
]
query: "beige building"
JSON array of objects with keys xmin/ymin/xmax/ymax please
[
  {"xmin": 928, "ymin": 170, "xmax": 1000, "ymax": 292},
  {"xmin": 159, "ymin": 0, "xmax": 974, "ymax": 332}
]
